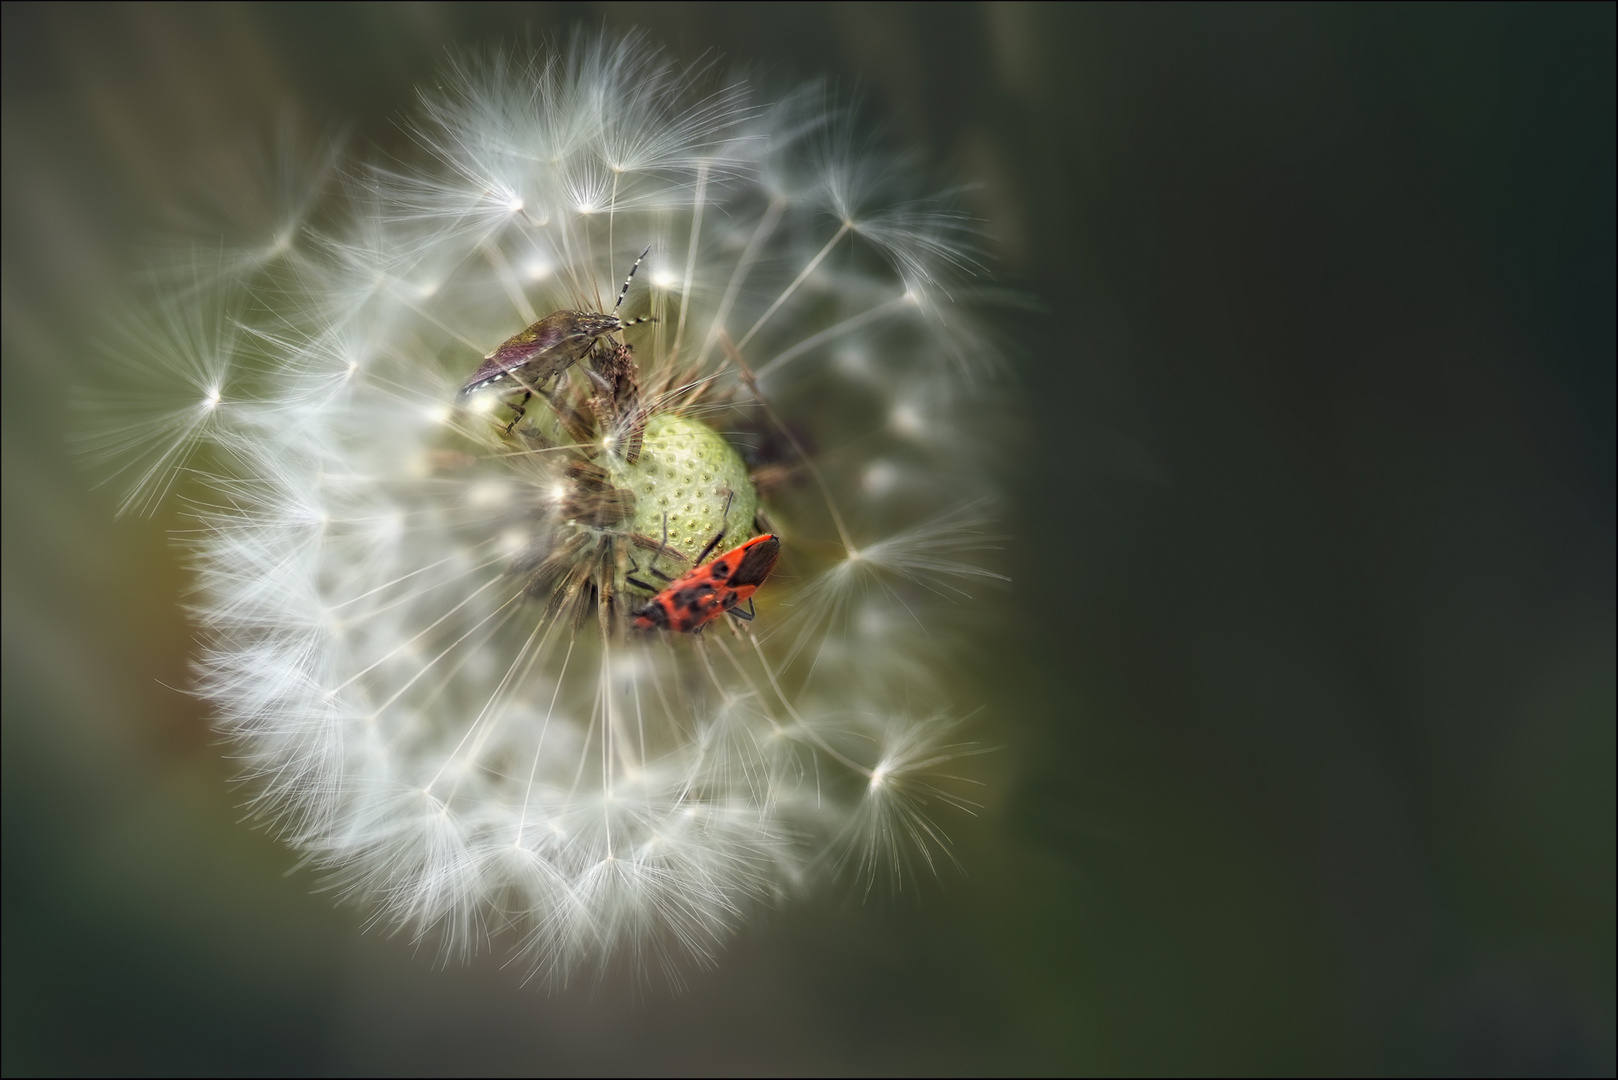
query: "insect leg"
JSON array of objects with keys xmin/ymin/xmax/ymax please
[
  {"xmin": 625, "ymin": 556, "xmax": 673, "ymax": 593},
  {"xmin": 692, "ymin": 491, "xmax": 737, "ymax": 566},
  {"xmin": 500, "ymin": 389, "xmax": 532, "ymax": 435},
  {"xmin": 625, "ymin": 515, "xmax": 678, "ymax": 594}
]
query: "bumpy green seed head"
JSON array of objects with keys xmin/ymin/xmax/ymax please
[{"xmin": 608, "ymin": 412, "xmax": 757, "ymax": 578}]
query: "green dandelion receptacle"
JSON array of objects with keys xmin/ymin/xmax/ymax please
[{"xmin": 612, "ymin": 412, "xmax": 758, "ymax": 571}]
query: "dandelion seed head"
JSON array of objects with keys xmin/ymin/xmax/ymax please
[{"xmin": 96, "ymin": 32, "xmax": 1009, "ymax": 984}]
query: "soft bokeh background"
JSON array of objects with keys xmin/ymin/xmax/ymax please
[{"xmin": 4, "ymin": 3, "xmax": 1612, "ymax": 1074}]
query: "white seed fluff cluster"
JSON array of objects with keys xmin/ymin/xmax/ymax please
[{"xmin": 98, "ymin": 33, "xmax": 1006, "ymax": 983}]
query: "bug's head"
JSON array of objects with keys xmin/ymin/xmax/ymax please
[{"xmin": 564, "ymin": 311, "xmax": 625, "ymax": 340}]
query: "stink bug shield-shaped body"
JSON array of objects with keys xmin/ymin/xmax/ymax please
[
  {"xmin": 460, "ymin": 310, "xmax": 624, "ymax": 398},
  {"xmin": 631, "ymin": 534, "xmax": 781, "ymax": 633},
  {"xmin": 459, "ymin": 247, "xmax": 654, "ymax": 424}
]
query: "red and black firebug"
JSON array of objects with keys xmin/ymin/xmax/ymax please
[{"xmin": 628, "ymin": 494, "xmax": 780, "ymax": 633}]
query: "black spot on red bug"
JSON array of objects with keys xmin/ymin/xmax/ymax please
[{"xmin": 635, "ymin": 600, "xmax": 669, "ymax": 630}]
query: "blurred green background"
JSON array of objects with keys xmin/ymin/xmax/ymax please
[{"xmin": 3, "ymin": 3, "xmax": 1612, "ymax": 1074}]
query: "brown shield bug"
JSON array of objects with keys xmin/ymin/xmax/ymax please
[{"xmin": 459, "ymin": 247, "xmax": 654, "ymax": 430}]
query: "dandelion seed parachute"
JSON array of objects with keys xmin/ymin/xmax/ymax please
[{"xmin": 102, "ymin": 32, "xmax": 1006, "ymax": 983}]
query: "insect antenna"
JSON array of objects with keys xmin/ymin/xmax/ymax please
[
  {"xmin": 613, "ymin": 245, "xmax": 657, "ymax": 328},
  {"xmin": 613, "ymin": 246, "xmax": 651, "ymax": 313}
]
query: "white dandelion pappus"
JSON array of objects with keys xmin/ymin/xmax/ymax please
[{"xmin": 105, "ymin": 32, "xmax": 1007, "ymax": 984}]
